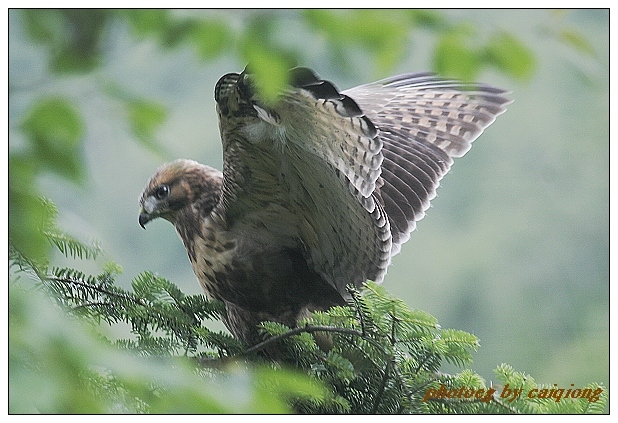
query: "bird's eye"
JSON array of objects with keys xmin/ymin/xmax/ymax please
[{"xmin": 154, "ymin": 185, "xmax": 169, "ymax": 200}]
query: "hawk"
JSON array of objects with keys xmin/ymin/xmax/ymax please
[{"xmin": 138, "ymin": 67, "xmax": 510, "ymax": 346}]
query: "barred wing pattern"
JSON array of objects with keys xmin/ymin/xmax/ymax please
[
  {"xmin": 345, "ymin": 73, "xmax": 511, "ymax": 254},
  {"xmin": 214, "ymin": 68, "xmax": 509, "ymax": 297}
]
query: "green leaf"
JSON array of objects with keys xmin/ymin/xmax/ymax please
[
  {"xmin": 436, "ymin": 329, "xmax": 479, "ymax": 366},
  {"xmin": 22, "ymin": 98, "xmax": 83, "ymax": 146},
  {"xmin": 122, "ymin": 9, "xmax": 171, "ymax": 38},
  {"xmin": 8, "ymin": 189, "xmax": 52, "ymax": 264},
  {"xmin": 484, "ymin": 32, "xmax": 536, "ymax": 81},
  {"xmin": 433, "ymin": 32, "xmax": 480, "ymax": 81},
  {"xmin": 241, "ymin": 44, "xmax": 292, "ymax": 106},
  {"xmin": 303, "ymin": 10, "xmax": 410, "ymax": 76},
  {"xmin": 22, "ymin": 10, "xmax": 106, "ymax": 73},
  {"xmin": 21, "ymin": 9, "xmax": 65, "ymax": 45},
  {"xmin": 190, "ymin": 20, "xmax": 231, "ymax": 60},
  {"xmin": 21, "ymin": 97, "xmax": 85, "ymax": 182},
  {"xmin": 127, "ymin": 100, "xmax": 167, "ymax": 148},
  {"xmin": 103, "ymin": 83, "xmax": 167, "ymax": 154},
  {"xmin": 407, "ymin": 9, "xmax": 449, "ymax": 30},
  {"xmin": 558, "ymin": 29, "xmax": 597, "ymax": 57},
  {"xmin": 253, "ymin": 366, "xmax": 327, "ymax": 412},
  {"xmin": 45, "ymin": 229, "xmax": 101, "ymax": 261},
  {"xmin": 9, "ymin": 155, "xmax": 59, "ymax": 263}
]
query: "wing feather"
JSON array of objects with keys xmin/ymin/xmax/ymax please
[
  {"xmin": 213, "ymin": 68, "xmax": 509, "ymax": 294},
  {"xmin": 213, "ymin": 68, "xmax": 392, "ymax": 294},
  {"xmin": 345, "ymin": 72, "xmax": 511, "ymax": 255}
]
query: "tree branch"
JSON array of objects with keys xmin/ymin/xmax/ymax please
[{"xmin": 242, "ymin": 324, "xmax": 365, "ymax": 356}]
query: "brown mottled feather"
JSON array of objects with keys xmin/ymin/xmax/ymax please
[{"xmin": 138, "ymin": 68, "xmax": 510, "ymax": 346}]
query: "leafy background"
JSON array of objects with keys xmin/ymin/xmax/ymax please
[{"xmin": 8, "ymin": 9, "xmax": 608, "ymax": 410}]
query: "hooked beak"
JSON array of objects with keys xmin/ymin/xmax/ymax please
[
  {"xmin": 139, "ymin": 209, "xmax": 153, "ymax": 229},
  {"xmin": 139, "ymin": 195, "xmax": 160, "ymax": 229}
]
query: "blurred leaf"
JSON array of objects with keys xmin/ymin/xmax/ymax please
[
  {"xmin": 22, "ymin": 98, "xmax": 83, "ymax": 146},
  {"xmin": 484, "ymin": 31, "xmax": 536, "ymax": 81},
  {"xmin": 21, "ymin": 97, "xmax": 85, "ymax": 182},
  {"xmin": 239, "ymin": 18, "xmax": 295, "ymax": 105},
  {"xmin": 407, "ymin": 9, "xmax": 449, "ymax": 30},
  {"xmin": 22, "ymin": 9, "xmax": 107, "ymax": 73},
  {"xmin": 303, "ymin": 10, "xmax": 410, "ymax": 76},
  {"xmin": 558, "ymin": 28, "xmax": 597, "ymax": 57},
  {"xmin": 21, "ymin": 9, "xmax": 66, "ymax": 44},
  {"xmin": 190, "ymin": 20, "xmax": 231, "ymax": 60},
  {"xmin": 8, "ymin": 286, "xmax": 204, "ymax": 412},
  {"xmin": 350, "ymin": 10, "xmax": 408, "ymax": 75},
  {"xmin": 243, "ymin": 50, "xmax": 291, "ymax": 106},
  {"xmin": 103, "ymin": 82, "xmax": 167, "ymax": 154},
  {"xmin": 127, "ymin": 100, "xmax": 167, "ymax": 149},
  {"xmin": 253, "ymin": 365, "xmax": 327, "ymax": 412},
  {"xmin": 8, "ymin": 182, "xmax": 51, "ymax": 265},
  {"xmin": 53, "ymin": 9, "xmax": 107, "ymax": 73},
  {"xmin": 10, "ymin": 96, "xmax": 85, "ymax": 264},
  {"xmin": 433, "ymin": 30, "xmax": 480, "ymax": 81},
  {"xmin": 160, "ymin": 19, "xmax": 197, "ymax": 49},
  {"xmin": 8, "ymin": 153, "xmax": 37, "ymax": 197},
  {"xmin": 9, "ymin": 282, "xmax": 326, "ymax": 413},
  {"xmin": 121, "ymin": 11, "xmax": 230, "ymax": 60},
  {"xmin": 9, "ymin": 281, "xmax": 116, "ymax": 413},
  {"xmin": 303, "ymin": 9, "xmax": 344, "ymax": 42},
  {"xmin": 121, "ymin": 9, "xmax": 171, "ymax": 38}
]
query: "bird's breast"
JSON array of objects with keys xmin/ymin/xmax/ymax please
[{"xmin": 186, "ymin": 220, "xmax": 237, "ymax": 301}]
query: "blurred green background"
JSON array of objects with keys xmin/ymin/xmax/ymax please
[{"xmin": 9, "ymin": 8, "xmax": 608, "ymax": 401}]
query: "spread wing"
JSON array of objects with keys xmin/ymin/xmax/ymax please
[
  {"xmin": 344, "ymin": 73, "xmax": 511, "ymax": 254},
  {"xmin": 212, "ymin": 68, "xmax": 509, "ymax": 296}
]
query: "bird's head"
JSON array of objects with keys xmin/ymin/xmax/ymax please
[{"xmin": 138, "ymin": 159, "xmax": 223, "ymax": 229}]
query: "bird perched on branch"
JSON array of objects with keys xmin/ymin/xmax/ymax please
[{"xmin": 138, "ymin": 67, "xmax": 510, "ymax": 346}]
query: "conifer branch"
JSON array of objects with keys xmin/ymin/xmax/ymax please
[
  {"xmin": 242, "ymin": 324, "xmax": 365, "ymax": 356},
  {"xmin": 48, "ymin": 274, "xmax": 147, "ymax": 308},
  {"xmin": 371, "ymin": 356, "xmax": 394, "ymax": 414},
  {"xmin": 9, "ymin": 220, "xmax": 607, "ymax": 414}
]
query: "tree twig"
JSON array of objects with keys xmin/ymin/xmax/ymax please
[{"xmin": 242, "ymin": 324, "xmax": 365, "ymax": 356}]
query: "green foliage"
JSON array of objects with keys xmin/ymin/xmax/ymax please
[
  {"xmin": 10, "ymin": 96, "xmax": 85, "ymax": 262},
  {"xmin": 103, "ymin": 82, "xmax": 169, "ymax": 156},
  {"xmin": 556, "ymin": 29, "xmax": 597, "ymax": 57},
  {"xmin": 10, "ymin": 285, "xmax": 324, "ymax": 414},
  {"xmin": 21, "ymin": 97, "xmax": 85, "ymax": 180},
  {"xmin": 433, "ymin": 26, "xmax": 535, "ymax": 81},
  {"xmin": 493, "ymin": 364, "xmax": 607, "ymax": 414},
  {"xmin": 8, "ymin": 231, "xmax": 607, "ymax": 413},
  {"xmin": 41, "ymin": 199, "xmax": 102, "ymax": 261},
  {"xmin": 14, "ymin": 9, "xmax": 548, "ymax": 113},
  {"xmin": 8, "ymin": 182, "xmax": 54, "ymax": 265},
  {"xmin": 8, "ymin": 197, "xmax": 98, "ymax": 272},
  {"xmin": 121, "ymin": 9, "xmax": 231, "ymax": 58},
  {"xmin": 244, "ymin": 55, "xmax": 291, "ymax": 106},
  {"xmin": 304, "ymin": 9, "xmax": 410, "ymax": 76},
  {"xmin": 21, "ymin": 9, "xmax": 108, "ymax": 73},
  {"xmin": 544, "ymin": 10, "xmax": 598, "ymax": 58},
  {"xmin": 9, "ymin": 233, "xmax": 327, "ymax": 414},
  {"xmin": 433, "ymin": 26, "xmax": 480, "ymax": 82},
  {"xmin": 484, "ymin": 32, "xmax": 536, "ymax": 81},
  {"xmin": 126, "ymin": 100, "xmax": 168, "ymax": 149},
  {"xmin": 252, "ymin": 283, "xmax": 483, "ymax": 413},
  {"xmin": 9, "ymin": 9, "xmax": 606, "ymax": 414},
  {"xmin": 47, "ymin": 265, "xmax": 241, "ymax": 359}
]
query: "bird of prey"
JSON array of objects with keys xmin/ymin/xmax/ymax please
[{"xmin": 138, "ymin": 67, "xmax": 510, "ymax": 346}]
